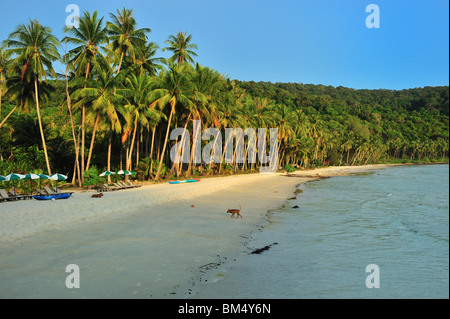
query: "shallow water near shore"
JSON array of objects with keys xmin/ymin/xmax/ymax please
[{"xmin": 194, "ymin": 164, "xmax": 449, "ymax": 299}]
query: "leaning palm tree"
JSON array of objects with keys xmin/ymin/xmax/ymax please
[
  {"xmin": 107, "ymin": 7, "xmax": 151, "ymax": 74},
  {"xmin": 3, "ymin": 19, "xmax": 60, "ymax": 175},
  {"xmin": 62, "ymin": 10, "xmax": 109, "ymax": 182},
  {"xmin": 163, "ymin": 31, "xmax": 198, "ymax": 65}
]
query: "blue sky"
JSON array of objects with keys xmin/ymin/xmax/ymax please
[{"xmin": 0, "ymin": 0, "xmax": 448, "ymax": 90}]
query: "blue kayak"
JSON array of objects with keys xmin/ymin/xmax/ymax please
[
  {"xmin": 32, "ymin": 193, "xmax": 72, "ymax": 200},
  {"xmin": 168, "ymin": 179, "xmax": 200, "ymax": 184}
]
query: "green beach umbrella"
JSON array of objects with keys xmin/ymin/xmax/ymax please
[
  {"xmin": 116, "ymin": 170, "xmax": 130, "ymax": 175},
  {"xmin": 36, "ymin": 174, "xmax": 51, "ymax": 192},
  {"xmin": 23, "ymin": 173, "xmax": 41, "ymax": 194},
  {"xmin": 0, "ymin": 175, "xmax": 5, "ymax": 182},
  {"xmin": 24, "ymin": 173, "xmax": 41, "ymax": 180},
  {"xmin": 126, "ymin": 171, "xmax": 137, "ymax": 176},
  {"xmin": 49, "ymin": 173, "xmax": 68, "ymax": 181},
  {"xmin": 99, "ymin": 171, "xmax": 116, "ymax": 177},
  {"xmin": 3, "ymin": 173, "xmax": 25, "ymax": 181},
  {"xmin": 49, "ymin": 173, "xmax": 68, "ymax": 192},
  {"xmin": 2, "ymin": 173, "xmax": 25, "ymax": 193}
]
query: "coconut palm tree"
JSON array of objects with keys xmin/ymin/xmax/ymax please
[
  {"xmin": 163, "ymin": 31, "xmax": 198, "ymax": 65},
  {"xmin": 130, "ymin": 41, "xmax": 164, "ymax": 76},
  {"xmin": 119, "ymin": 73, "xmax": 164, "ymax": 172},
  {"xmin": 71, "ymin": 65, "xmax": 124, "ymax": 171},
  {"xmin": 3, "ymin": 19, "xmax": 60, "ymax": 175},
  {"xmin": 62, "ymin": 10, "xmax": 109, "ymax": 182},
  {"xmin": 149, "ymin": 61, "xmax": 196, "ymax": 180},
  {"xmin": 106, "ymin": 7, "xmax": 151, "ymax": 74}
]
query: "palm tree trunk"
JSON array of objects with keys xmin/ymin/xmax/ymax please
[
  {"xmin": 0, "ymin": 106, "xmax": 17, "ymax": 129},
  {"xmin": 86, "ymin": 110, "xmax": 101, "ymax": 171},
  {"xmin": 186, "ymin": 118, "xmax": 200, "ymax": 177},
  {"xmin": 155, "ymin": 106, "xmax": 174, "ymax": 180},
  {"xmin": 136, "ymin": 128, "xmax": 140, "ymax": 168},
  {"xmin": 168, "ymin": 113, "xmax": 191, "ymax": 178},
  {"xmin": 127, "ymin": 116, "xmax": 139, "ymax": 171},
  {"xmin": 117, "ymin": 51, "xmax": 124, "ymax": 74},
  {"xmin": 219, "ymin": 132, "xmax": 233, "ymax": 174},
  {"xmin": 0, "ymin": 85, "xmax": 2, "ymax": 122},
  {"xmin": 34, "ymin": 77, "xmax": 52, "ymax": 175},
  {"xmin": 80, "ymin": 64, "xmax": 90, "ymax": 184},
  {"xmin": 107, "ymin": 131, "xmax": 112, "ymax": 183},
  {"xmin": 149, "ymin": 124, "xmax": 156, "ymax": 178},
  {"xmin": 81, "ymin": 104, "xmax": 86, "ymax": 180}
]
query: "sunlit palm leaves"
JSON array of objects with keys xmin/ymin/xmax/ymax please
[{"xmin": 163, "ymin": 31, "xmax": 198, "ymax": 65}]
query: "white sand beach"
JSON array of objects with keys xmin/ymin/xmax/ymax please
[{"xmin": 0, "ymin": 164, "xmax": 389, "ymax": 298}]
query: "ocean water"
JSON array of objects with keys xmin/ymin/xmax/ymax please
[{"xmin": 195, "ymin": 164, "xmax": 449, "ymax": 299}]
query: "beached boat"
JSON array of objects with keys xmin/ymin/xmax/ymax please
[
  {"xmin": 168, "ymin": 179, "xmax": 200, "ymax": 184},
  {"xmin": 32, "ymin": 193, "xmax": 72, "ymax": 201}
]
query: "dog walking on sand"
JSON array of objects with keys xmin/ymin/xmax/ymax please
[{"xmin": 227, "ymin": 205, "xmax": 243, "ymax": 219}]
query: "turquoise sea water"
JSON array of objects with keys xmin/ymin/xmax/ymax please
[{"xmin": 196, "ymin": 164, "xmax": 449, "ymax": 299}]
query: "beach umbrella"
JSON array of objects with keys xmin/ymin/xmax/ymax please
[
  {"xmin": 34, "ymin": 174, "xmax": 51, "ymax": 192},
  {"xmin": 99, "ymin": 171, "xmax": 116, "ymax": 177},
  {"xmin": 2, "ymin": 173, "xmax": 25, "ymax": 193},
  {"xmin": 0, "ymin": 175, "xmax": 5, "ymax": 182},
  {"xmin": 49, "ymin": 173, "xmax": 68, "ymax": 181},
  {"xmin": 3, "ymin": 173, "xmax": 25, "ymax": 181},
  {"xmin": 126, "ymin": 171, "xmax": 137, "ymax": 176},
  {"xmin": 24, "ymin": 173, "xmax": 41, "ymax": 180},
  {"xmin": 49, "ymin": 173, "xmax": 68, "ymax": 191},
  {"xmin": 116, "ymin": 170, "xmax": 130, "ymax": 175},
  {"xmin": 23, "ymin": 173, "xmax": 41, "ymax": 194}
]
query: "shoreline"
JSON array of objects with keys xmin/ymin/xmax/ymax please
[{"xmin": 0, "ymin": 164, "xmax": 418, "ymax": 298}]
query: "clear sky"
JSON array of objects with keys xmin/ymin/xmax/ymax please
[{"xmin": 0, "ymin": 0, "xmax": 448, "ymax": 90}]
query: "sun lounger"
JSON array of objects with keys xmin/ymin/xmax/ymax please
[
  {"xmin": 103, "ymin": 183, "xmax": 120, "ymax": 191},
  {"xmin": 37, "ymin": 189, "xmax": 49, "ymax": 196},
  {"xmin": 114, "ymin": 182, "xmax": 129, "ymax": 190},
  {"xmin": 51, "ymin": 186, "xmax": 74, "ymax": 195},
  {"xmin": 117, "ymin": 181, "xmax": 134, "ymax": 189},
  {"xmin": 0, "ymin": 189, "xmax": 18, "ymax": 201},
  {"xmin": 126, "ymin": 180, "xmax": 141, "ymax": 188},
  {"xmin": 44, "ymin": 186, "xmax": 58, "ymax": 195},
  {"xmin": 9, "ymin": 189, "xmax": 32, "ymax": 200}
]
